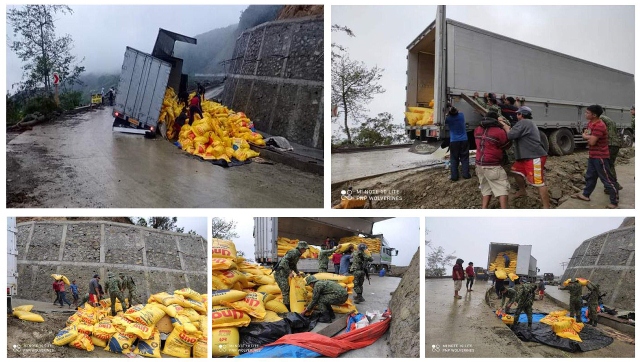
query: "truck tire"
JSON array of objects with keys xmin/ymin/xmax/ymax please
[
  {"xmin": 549, "ymin": 128, "xmax": 575, "ymax": 156},
  {"xmin": 622, "ymin": 129, "xmax": 634, "ymax": 148},
  {"xmin": 538, "ymin": 129, "xmax": 549, "ymax": 154}
]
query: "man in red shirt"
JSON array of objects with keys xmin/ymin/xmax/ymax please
[
  {"xmin": 452, "ymin": 258, "xmax": 465, "ymax": 299},
  {"xmin": 52, "ymin": 279, "xmax": 60, "ymax": 305},
  {"xmin": 572, "ymin": 104, "xmax": 619, "ymax": 208},
  {"xmin": 474, "ymin": 112, "xmax": 512, "ymax": 208},
  {"xmin": 465, "ymin": 262, "xmax": 476, "ymax": 292},
  {"xmin": 332, "ymin": 252, "xmax": 342, "ymax": 274}
]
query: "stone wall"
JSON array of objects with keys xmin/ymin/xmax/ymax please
[
  {"xmin": 389, "ymin": 249, "xmax": 420, "ymax": 358},
  {"xmin": 221, "ymin": 16, "xmax": 323, "ymax": 149},
  {"xmin": 561, "ymin": 224, "xmax": 635, "ymax": 310},
  {"xmin": 16, "ymin": 221, "xmax": 207, "ymax": 303}
]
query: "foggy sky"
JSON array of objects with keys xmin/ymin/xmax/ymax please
[
  {"xmin": 174, "ymin": 217, "xmax": 208, "ymax": 240},
  {"xmin": 331, "ymin": 5, "xmax": 635, "ymax": 134},
  {"xmin": 223, "ymin": 217, "xmax": 419, "ymax": 266},
  {"xmin": 426, "ymin": 217, "xmax": 628, "ymax": 276},
  {"xmin": 5, "ymin": 5, "xmax": 247, "ymax": 91}
]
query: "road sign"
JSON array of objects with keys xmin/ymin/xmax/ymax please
[{"xmin": 53, "ymin": 72, "xmax": 60, "ymax": 85}]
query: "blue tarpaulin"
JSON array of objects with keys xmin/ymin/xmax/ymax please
[{"xmin": 235, "ymin": 345, "xmax": 322, "ymax": 358}]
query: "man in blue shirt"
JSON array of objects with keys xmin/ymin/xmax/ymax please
[
  {"xmin": 445, "ymin": 105, "xmax": 471, "ymax": 181},
  {"xmin": 339, "ymin": 246, "xmax": 354, "ymax": 275},
  {"xmin": 70, "ymin": 280, "xmax": 79, "ymax": 307}
]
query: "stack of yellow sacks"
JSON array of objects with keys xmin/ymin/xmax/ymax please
[
  {"xmin": 488, "ymin": 250, "xmax": 518, "ymax": 279},
  {"xmin": 276, "ymin": 237, "xmax": 320, "ymax": 259},
  {"xmin": 51, "ymin": 288, "xmax": 208, "ymax": 358},
  {"xmin": 405, "ymin": 99, "xmax": 435, "ymax": 126},
  {"xmin": 540, "ymin": 310, "xmax": 585, "ymax": 342},
  {"xmin": 159, "ymin": 88, "xmax": 264, "ymax": 162},
  {"xmin": 334, "ymin": 243, "xmax": 372, "ymax": 258},
  {"xmin": 339, "ymin": 236, "xmax": 381, "ymax": 254},
  {"xmin": 562, "ymin": 278, "xmax": 589, "ymax": 287},
  {"xmin": 11, "ymin": 305, "xmax": 44, "ymax": 322},
  {"xmin": 211, "ymin": 239, "xmax": 359, "ymax": 356}
]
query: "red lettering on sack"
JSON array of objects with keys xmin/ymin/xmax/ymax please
[{"xmin": 180, "ymin": 332, "xmax": 198, "ymax": 344}]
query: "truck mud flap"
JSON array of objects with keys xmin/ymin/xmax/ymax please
[
  {"xmin": 112, "ymin": 127, "xmax": 148, "ymax": 135},
  {"xmin": 408, "ymin": 139, "xmax": 444, "ymax": 154}
]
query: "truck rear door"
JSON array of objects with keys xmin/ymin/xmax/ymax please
[
  {"xmin": 254, "ymin": 217, "xmax": 278, "ymax": 264},
  {"xmin": 433, "ymin": 5, "xmax": 448, "ymax": 136},
  {"xmin": 7, "ymin": 217, "xmax": 18, "ymax": 296}
]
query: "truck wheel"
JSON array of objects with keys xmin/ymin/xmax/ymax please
[
  {"xmin": 549, "ymin": 128, "xmax": 575, "ymax": 156},
  {"xmin": 538, "ymin": 130, "xmax": 549, "ymax": 155},
  {"xmin": 622, "ymin": 129, "xmax": 634, "ymax": 148}
]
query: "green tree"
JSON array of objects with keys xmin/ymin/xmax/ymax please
[
  {"xmin": 331, "ymin": 54, "xmax": 384, "ymax": 145},
  {"xmin": 7, "ymin": 5, "xmax": 85, "ymax": 94},
  {"xmin": 211, "ymin": 218, "xmax": 239, "ymax": 239},
  {"xmin": 353, "ymin": 112, "xmax": 404, "ymax": 147},
  {"xmin": 425, "ymin": 239, "xmax": 457, "ymax": 277},
  {"xmin": 134, "ymin": 217, "xmax": 191, "ymax": 234}
]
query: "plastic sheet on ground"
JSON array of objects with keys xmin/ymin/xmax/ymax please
[
  {"xmin": 512, "ymin": 323, "xmax": 614, "ymax": 352},
  {"xmin": 235, "ymin": 344, "xmax": 321, "ymax": 358},
  {"xmin": 238, "ymin": 313, "xmax": 391, "ymax": 358},
  {"xmin": 495, "ymin": 311, "xmax": 547, "ymax": 323},
  {"xmin": 238, "ymin": 313, "xmax": 318, "ymax": 354}
]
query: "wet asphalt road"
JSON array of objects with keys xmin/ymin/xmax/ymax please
[{"xmin": 6, "ymin": 107, "xmax": 322, "ymax": 208}]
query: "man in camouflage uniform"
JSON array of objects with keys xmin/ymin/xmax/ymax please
[
  {"xmin": 105, "ymin": 272, "xmax": 126, "ymax": 316},
  {"xmin": 586, "ymin": 282, "xmax": 601, "ymax": 327},
  {"xmin": 317, "ymin": 246, "xmax": 338, "ymax": 273},
  {"xmin": 560, "ymin": 279, "xmax": 583, "ymax": 323},
  {"xmin": 302, "ymin": 275, "xmax": 348, "ymax": 323},
  {"xmin": 119, "ymin": 272, "xmax": 141, "ymax": 309},
  {"xmin": 499, "ymin": 286, "xmax": 517, "ymax": 313},
  {"xmin": 274, "ymin": 241, "xmax": 308, "ymax": 311},
  {"xmin": 512, "ymin": 282, "xmax": 537, "ymax": 329},
  {"xmin": 350, "ymin": 243, "xmax": 373, "ymax": 304},
  {"xmin": 473, "ymin": 92, "xmax": 510, "ymax": 126},
  {"xmin": 600, "ymin": 114, "xmax": 622, "ymax": 192}
]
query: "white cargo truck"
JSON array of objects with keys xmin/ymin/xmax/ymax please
[
  {"xmin": 7, "ymin": 217, "xmax": 18, "ymax": 313},
  {"xmin": 487, "ymin": 242, "xmax": 538, "ymax": 279},
  {"xmin": 406, "ymin": 6, "xmax": 634, "ymax": 155},
  {"xmin": 254, "ymin": 217, "xmax": 398, "ymax": 273}
]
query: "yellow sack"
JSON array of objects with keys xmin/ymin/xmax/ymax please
[
  {"xmin": 70, "ymin": 333, "xmax": 94, "ymax": 352},
  {"xmin": 61, "ymin": 275, "xmax": 71, "ymax": 285},
  {"xmin": 502, "ymin": 315, "xmax": 514, "ymax": 325},
  {"xmin": 178, "ymin": 308, "xmax": 202, "ymax": 323},
  {"xmin": 404, "ymin": 112, "xmax": 422, "ymax": 126},
  {"xmin": 156, "ymin": 303, "xmax": 184, "ymax": 318},
  {"xmin": 222, "ymin": 292, "xmax": 267, "ymax": 319},
  {"xmin": 211, "ymin": 306, "xmax": 251, "ymax": 328},
  {"xmin": 332, "ymin": 299, "xmax": 357, "ymax": 314},
  {"xmin": 183, "ymin": 299, "xmax": 207, "ymax": 314},
  {"xmin": 576, "ymin": 278, "xmax": 589, "ymax": 286},
  {"xmin": 162, "ymin": 325, "xmax": 201, "ymax": 358},
  {"xmin": 105, "ymin": 332, "xmax": 137, "ymax": 354},
  {"xmin": 265, "ymin": 299, "xmax": 289, "ymax": 313},
  {"xmin": 66, "ymin": 313, "xmax": 81, "ymax": 326},
  {"xmin": 508, "ymin": 273, "xmax": 519, "ymax": 281},
  {"xmin": 52, "ymin": 325, "xmax": 78, "ymax": 346},
  {"xmin": 289, "ymin": 276, "xmax": 308, "ymax": 313},
  {"xmin": 212, "ymin": 274, "xmax": 229, "ymax": 290},
  {"xmin": 193, "ymin": 337, "xmax": 208, "ymax": 358},
  {"xmin": 134, "ymin": 328, "xmax": 162, "ymax": 358},
  {"xmin": 174, "ymin": 288, "xmax": 204, "ymax": 303},
  {"xmin": 253, "ymin": 310, "xmax": 283, "ymax": 323},
  {"xmin": 51, "ymin": 274, "xmax": 63, "ymax": 281},
  {"xmin": 76, "ymin": 323, "xmax": 94, "ymax": 335},
  {"xmin": 563, "ymin": 279, "xmax": 572, "ymax": 287},
  {"xmin": 198, "ymin": 315, "xmax": 208, "ymax": 334},
  {"xmin": 252, "ymin": 274, "xmax": 276, "ymax": 286},
  {"xmin": 495, "ymin": 269, "xmax": 507, "ymax": 280},
  {"xmin": 335, "ymin": 243, "xmax": 356, "ymax": 254},
  {"xmin": 257, "ymin": 284, "xmax": 281, "ymax": 295},
  {"xmin": 125, "ymin": 322, "xmax": 155, "ymax": 339},
  {"xmin": 13, "ymin": 305, "xmax": 34, "ymax": 312},
  {"xmin": 13, "ymin": 310, "xmax": 45, "ymax": 322},
  {"xmin": 212, "ymin": 258, "xmax": 238, "ymax": 270},
  {"xmin": 150, "ymin": 292, "xmax": 180, "ymax": 306},
  {"xmin": 314, "ymin": 272, "xmax": 355, "ymax": 284},
  {"xmin": 211, "ymin": 290, "xmax": 247, "ymax": 306},
  {"xmin": 91, "ymin": 335, "xmax": 107, "ymax": 348},
  {"xmin": 552, "ymin": 319, "xmax": 583, "ymax": 342},
  {"xmin": 212, "ymin": 238, "xmax": 238, "ymax": 261},
  {"xmin": 123, "ymin": 305, "xmax": 165, "ymax": 326},
  {"xmin": 212, "ymin": 327, "xmax": 240, "ymax": 357},
  {"xmin": 124, "ymin": 304, "xmax": 145, "ymax": 315},
  {"xmin": 93, "ymin": 321, "xmax": 116, "ymax": 340}
]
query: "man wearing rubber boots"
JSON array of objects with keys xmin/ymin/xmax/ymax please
[
  {"xmin": 119, "ymin": 272, "xmax": 141, "ymax": 309},
  {"xmin": 275, "ymin": 241, "xmax": 308, "ymax": 311},
  {"xmin": 586, "ymin": 282, "xmax": 601, "ymax": 327},
  {"xmin": 317, "ymin": 245, "xmax": 338, "ymax": 273},
  {"xmin": 302, "ymin": 275, "xmax": 348, "ymax": 323},
  {"xmin": 512, "ymin": 282, "xmax": 537, "ymax": 330},
  {"xmin": 105, "ymin": 272, "xmax": 127, "ymax": 316},
  {"xmin": 350, "ymin": 243, "xmax": 373, "ymax": 304},
  {"xmin": 560, "ymin": 279, "xmax": 583, "ymax": 323}
]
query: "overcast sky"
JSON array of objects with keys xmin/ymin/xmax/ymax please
[
  {"xmin": 220, "ymin": 217, "xmax": 420, "ymax": 266},
  {"xmin": 174, "ymin": 217, "xmax": 207, "ymax": 239},
  {"xmin": 5, "ymin": 5, "xmax": 247, "ymax": 91},
  {"xmin": 426, "ymin": 217, "xmax": 628, "ymax": 276},
  {"xmin": 331, "ymin": 5, "xmax": 635, "ymax": 134}
]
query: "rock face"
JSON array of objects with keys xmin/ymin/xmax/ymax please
[
  {"xmin": 15, "ymin": 220, "xmax": 207, "ymax": 303},
  {"xmin": 561, "ymin": 222, "xmax": 635, "ymax": 310},
  {"xmin": 388, "ymin": 249, "xmax": 420, "ymax": 358},
  {"xmin": 620, "ymin": 217, "xmax": 635, "ymax": 228},
  {"xmin": 277, "ymin": 5, "xmax": 324, "ymax": 20}
]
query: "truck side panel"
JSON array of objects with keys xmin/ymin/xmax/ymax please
[
  {"xmin": 7, "ymin": 217, "xmax": 18, "ymax": 296},
  {"xmin": 529, "ymin": 256, "xmax": 537, "ymax": 278},
  {"xmin": 515, "ymin": 245, "xmax": 532, "ymax": 276},
  {"xmin": 114, "ymin": 47, "xmax": 171, "ymax": 128},
  {"xmin": 254, "ymin": 217, "xmax": 278, "ymax": 263}
]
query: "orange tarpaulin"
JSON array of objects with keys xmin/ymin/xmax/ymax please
[{"xmin": 265, "ymin": 312, "xmax": 391, "ymax": 358}]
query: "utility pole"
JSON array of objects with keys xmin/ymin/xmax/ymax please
[{"xmin": 560, "ymin": 261, "xmax": 569, "ymax": 270}]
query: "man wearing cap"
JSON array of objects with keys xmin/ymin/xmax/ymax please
[
  {"xmin": 500, "ymin": 106, "xmax": 551, "ymax": 208},
  {"xmin": 571, "ymin": 105, "xmax": 619, "ymax": 208},
  {"xmin": 302, "ymin": 275, "xmax": 348, "ymax": 323},
  {"xmin": 318, "ymin": 245, "xmax": 338, "ymax": 273},
  {"xmin": 499, "ymin": 96, "xmax": 519, "ymax": 125},
  {"xmin": 474, "ymin": 92, "xmax": 510, "ymax": 126},
  {"xmin": 275, "ymin": 241, "xmax": 308, "ymax": 311},
  {"xmin": 350, "ymin": 243, "xmax": 373, "ymax": 304},
  {"xmin": 499, "ymin": 286, "xmax": 517, "ymax": 313},
  {"xmin": 105, "ymin": 272, "xmax": 126, "ymax": 316},
  {"xmin": 88, "ymin": 274, "xmax": 101, "ymax": 307},
  {"xmin": 600, "ymin": 113, "xmax": 623, "ymax": 192},
  {"xmin": 513, "ymin": 280, "xmax": 537, "ymax": 330},
  {"xmin": 474, "ymin": 111, "xmax": 511, "ymax": 208},
  {"xmin": 559, "ymin": 279, "xmax": 583, "ymax": 323}
]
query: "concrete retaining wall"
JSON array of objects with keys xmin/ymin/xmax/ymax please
[
  {"xmin": 221, "ymin": 16, "xmax": 323, "ymax": 149},
  {"xmin": 561, "ymin": 225, "xmax": 635, "ymax": 310},
  {"xmin": 16, "ymin": 221, "xmax": 207, "ymax": 303}
]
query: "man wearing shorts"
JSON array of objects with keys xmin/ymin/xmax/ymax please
[
  {"xmin": 474, "ymin": 111, "xmax": 511, "ymax": 208},
  {"xmin": 89, "ymin": 274, "xmax": 101, "ymax": 306},
  {"xmin": 500, "ymin": 106, "xmax": 551, "ymax": 208},
  {"xmin": 452, "ymin": 258, "xmax": 464, "ymax": 299}
]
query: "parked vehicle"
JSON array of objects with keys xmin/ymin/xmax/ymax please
[
  {"xmin": 7, "ymin": 217, "xmax": 18, "ymax": 313},
  {"xmin": 487, "ymin": 242, "xmax": 537, "ymax": 278},
  {"xmin": 405, "ymin": 6, "xmax": 634, "ymax": 155}
]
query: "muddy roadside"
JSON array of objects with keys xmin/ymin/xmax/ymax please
[{"xmin": 332, "ymin": 148, "xmax": 634, "ymax": 209}]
